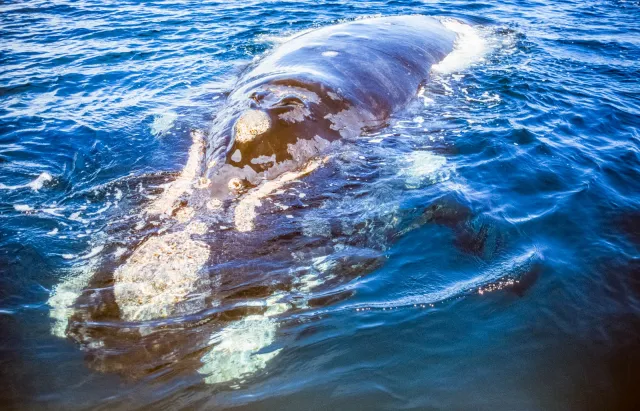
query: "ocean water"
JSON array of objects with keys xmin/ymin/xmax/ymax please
[{"xmin": 1, "ymin": 1, "xmax": 640, "ymax": 410}]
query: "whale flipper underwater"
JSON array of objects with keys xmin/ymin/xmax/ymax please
[{"xmin": 47, "ymin": 15, "xmax": 497, "ymax": 383}]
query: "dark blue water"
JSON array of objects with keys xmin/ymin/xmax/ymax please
[{"xmin": 2, "ymin": 1, "xmax": 640, "ymax": 409}]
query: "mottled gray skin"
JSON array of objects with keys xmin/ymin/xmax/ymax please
[{"xmin": 205, "ymin": 16, "xmax": 456, "ymax": 197}]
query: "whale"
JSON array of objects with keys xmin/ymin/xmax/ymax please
[{"xmin": 49, "ymin": 15, "xmax": 470, "ymax": 383}]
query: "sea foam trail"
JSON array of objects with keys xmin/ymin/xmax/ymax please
[{"xmin": 0, "ymin": 172, "xmax": 53, "ymax": 192}]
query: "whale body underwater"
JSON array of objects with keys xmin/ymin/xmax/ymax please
[{"xmin": 49, "ymin": 15, "xmax": 491, "ymax": 383}]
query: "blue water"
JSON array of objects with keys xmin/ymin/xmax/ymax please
[{"xmin": 2, "ymin": 1, "xmax": 640, "ymax": 409}]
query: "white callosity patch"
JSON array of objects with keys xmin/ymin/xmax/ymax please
[
  {"xmin": 113, "ymin": 222, "xmax": 210, "ymax": 321},
  {"xmin": 146, "ymin": 129, "xmax": 206, "ymax": 216},
  {"xmin": 287, "ymin": 135, "xmax": 332, "ymax": 163},
  {"xmin": 231, "ymin": 149, "xmax": 242, "ymax": 163},
  {"xmin": 279, "ymin": 106, "xmax": 311, "ymax": 123},
  {"xmin": 234, "ymin": 110, "xmax": 271, "ymax": 143},
  {"xmin": 325, "ymin": 107, "xmax": 377, "ymax": 139},
  {"xmin": 199, "ymin": 315, "xmax": 282, "ymax": 385},
  {"xmin": 322, "ymin": 50, "xmax": 339, "ymax": 57},
  {"xmin": 207, "ymin": 198, "xmax": 223, "ymax": 211},
  {"xmin": 198, "ymin": 260, "xmax": 329, "ymax": 384},
  {"xmin": 48, "ymin": 261, "xmax": 98, "ymax": 338},
  {"xmin": 250, "ymin": 154, "xmax": 276, "ymax": 166},
  {"xmin": 199, "ymin": 250, "xmax": 345, "ymax": 385},
  {"xmin": 49, "ymin": 130, "xmax": 212, "ymax": 332},
  {"xmin": 198, "ymin": 292, "xmax": 286, "ymax": 385},
  {"xmin": 327, "ymin": 91, "xmax": 341, "ymax": 101},
  {"xmin": 228, "ymin": 177, "xmax": 246, "ymax": 194},
  {"xmin": 432, "ymin": 19, "xmax": 488, "ymax": 74}
]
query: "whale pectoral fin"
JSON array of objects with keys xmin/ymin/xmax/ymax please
[
  {"xmin": 509, "ymin": 262, "xmax": 542, "ymax": 297},
  {"xmin": 405, "ymin": 196, "xmax": 505, "ymax": 260}
]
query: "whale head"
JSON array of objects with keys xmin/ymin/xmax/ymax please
[
  {"xmin": 204, "ymin": 83, "xmax": 347, "ymax": 200},
  {"xmin": 228, "ymin": 89, "xmax": 325, "ymax": 170}
]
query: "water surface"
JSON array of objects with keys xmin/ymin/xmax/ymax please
[{"xmin": 1, "ymin": 1, "xmax": 640, "ymax": 410}]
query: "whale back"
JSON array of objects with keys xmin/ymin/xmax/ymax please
[{"xmin": 235, "ymin": 16, "xmax": 456, "ymax": 117}]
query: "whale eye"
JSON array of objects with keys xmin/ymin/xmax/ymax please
[{"xmin": 274, "ymin": 95, "xmax": 305, "ymax": 108}]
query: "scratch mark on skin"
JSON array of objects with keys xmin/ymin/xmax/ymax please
[{"xmin": 266, "ymin": 86, "xmax": 321, "ymax": 104}]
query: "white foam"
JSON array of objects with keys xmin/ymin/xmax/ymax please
[
  {"xmin": 433, "ymin": 19, "xmax": 488, "ymax": 74},
  {"xmin": 255, "ymin": 28, "xmax": 315, "ymax": 46},
  {"xmin": 401, "ymin": 151, "xmax": 450, "ymax": 189},
  {"xmin": 0, "ymin": 172, "xmax": 53, "ymax": 192},
  {"xmin": 79, "ymin": 246, "xmax": 104, "ymax": 261},
  {"xmin": 87, "ymin": 201, "xmax": 111, "ymax": 216},
  {"xmin": 29, "ymin": 172, "xmax": 53, "ymax": 191},
  {"xmin": 41, "ymin": 207, "xmax": 65, "ymax": 217},
  {"xmin": 14, "ymin": 204, "xmax": 33, "ymax": 212},
  {"xmin": 150, "ymin": 111, "xmax": 178, "ymax": 137},
  {"xmin": 350, "ymin": 249, "xmax": 539, "ymax": 311},
  {"xmin": 68, "ymin": 211, "xmax": 89, "ymax": 224}
]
